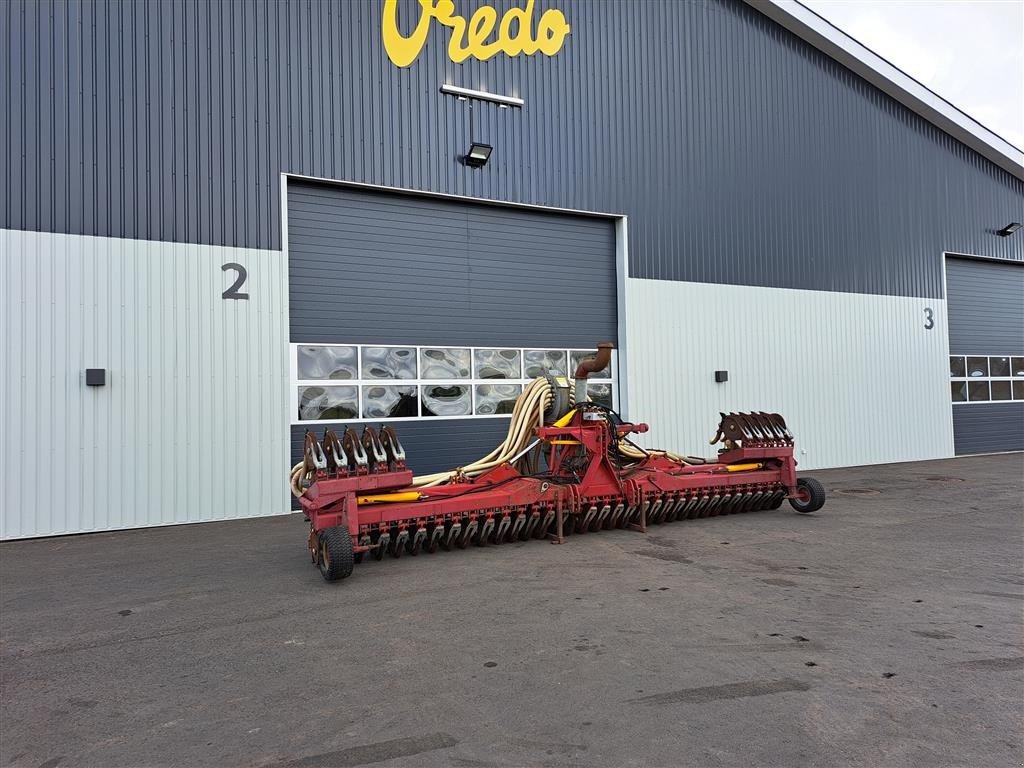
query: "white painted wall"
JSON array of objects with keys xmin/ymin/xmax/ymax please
[
  {"xmin": 0, "ymin": 230, "xmax": 290, "ymax": 539},
  {"xmin": 624, "ymin": 278, "xmax": 953, "ymax": 470}
]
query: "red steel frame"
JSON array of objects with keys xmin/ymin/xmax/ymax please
[{"xmin": 298, "ymin": 414, "xmax": 800, "ymax": 557}]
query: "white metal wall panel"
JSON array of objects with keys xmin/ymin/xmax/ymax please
[
  {"xmin": 624, "ymin": 278, "xmax": 953, "ymax": 470},
  {"xmin": 0, "ymin": 229, "xmax": 289, "ymax": 539}
]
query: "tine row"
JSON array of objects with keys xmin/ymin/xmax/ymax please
[
  {"xmin": 307, "ymin": 425, "xmax": 408, "ymax": 476},
  {"xmin": 712, "ymin": 412, "xmax": 794, "ymax": 447},
  {"xmin": 355, "ymin": 487, "xmax": 789, "ymax": 559}
]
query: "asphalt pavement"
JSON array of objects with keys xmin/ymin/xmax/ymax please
[{"xmin": 2, "ymin": 453, "xmax": 1022, "ymax": 767}]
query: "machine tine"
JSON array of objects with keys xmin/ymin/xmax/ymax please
[
  {"xmin": 755, "ymin": 412, "xmax": 782, "ymax": 440},
  {"xmin": 408, "ymin": 526, "xmax": 426, "ymax": 555},
  {"xmin": 523, "ymin": 510, "xmax": 540, "ymax": 539},
  {"xmin": 391, "ymin": 529, "xmax": 408, "ymax": 557},
  {"xmin": 321, "ymin": 429, "xmax": 347, "ymax": 473},
  {"xmin": 510, "ymin": 511, "xmax": 527, "ymax": 540},
  {"xmin": 374, "ymin": 531, "xmax": 389, "ymax": 560},
  {"xmin": 379, "ymin": 425, "xmax": 407, "ymax": 470},
  {"xmin": 303, "ymin": 431, "xmax": 327, "ymax": 471},
  {"xmin": 769, "ymin": 413, "xmax": 793, "ymax": 440},
  {"xmin": 739, "ymin": 413, "xmax": 764, "ymax": 440},
  {"xmin": 361, "ymin": 426, "xmax": 389, "ymax": 472},
  {"xmin": 458, "ymin": 517, "xmax": 478, "ymax": 548},
  {"xmin": 705, "ymin": 494, "xmax": 722, "ymax": 516},
  {"xmin": 442, "ymin": 521, "xmax": 461, "ymax": 550},
  {"xmin": 478, "ymin": 515, "xmax": 495, "ymax": 546},
  {"xmin": 536, "ymin": 509, "xmax": 555, "ymax": 538},
  {"xmin": 426, "ymin": 524, "xmax": 442, "ymax": 553},
  {"xmin": 494, "ymin": 514, "xmax": 511, "ymax": 544},
  {"xmin": 342, "ymin": 427, "xmax": 369, "ymax": 473}
]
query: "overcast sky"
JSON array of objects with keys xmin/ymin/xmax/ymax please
[{"xmin": 801, "ymin": 0, "xmax": 1024, "ymax": 151}]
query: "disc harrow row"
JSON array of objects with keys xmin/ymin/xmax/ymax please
[{"xmin": 292, "ymin": 344, "xmax": 827, "ymax": 582}]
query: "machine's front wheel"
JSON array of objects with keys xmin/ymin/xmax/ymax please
[
  {"xmin": 789, "ymin": 477, "xmax": 826, "ymax": 514},
  {"xmin": 317, "ymin": 527, "xmax": 355, "ymax": 581}
]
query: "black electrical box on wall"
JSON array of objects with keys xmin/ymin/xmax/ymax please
[
  {"xmin": 715, "ymin": 370, "xmax": 729, "ymax": 383},
  {"xmin": 86, "ymin": 369, "xmax": 106, "ymax": 387}
]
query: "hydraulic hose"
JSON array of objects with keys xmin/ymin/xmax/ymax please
[{"xmin": 289, "ymin": 375, "xmax": 703, "ymax": 498}]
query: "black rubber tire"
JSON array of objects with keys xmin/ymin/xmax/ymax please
[
  {"xmin": 317, "ymin": 527, "xmax": 355, "ymax": 581},
  {"xmin": 789, "ymin": 477, "xmax": 826, "ymax": 513}
]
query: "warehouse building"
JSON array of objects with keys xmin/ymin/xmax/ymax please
[{"xmin": 2, "ymin": 0, "xmax": 1022, "ymax": 539}]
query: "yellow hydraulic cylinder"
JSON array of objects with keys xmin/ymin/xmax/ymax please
[
  {"xmin": 726, "ymin": 463, "xmax": 764, "ymax": 472},
  {"xmin": 357, "ymin": 491, "xmax": 424, "ymax": 504}
]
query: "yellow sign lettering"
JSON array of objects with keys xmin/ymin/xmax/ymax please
[{"xmin": 382, "ymin": 0, "xmax": 570, "ymax": 68}]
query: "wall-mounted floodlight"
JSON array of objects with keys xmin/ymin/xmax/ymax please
[
  {"xmin": 440, "ymin": 84, "xmax": 524, "ymax": 108},
  {"xmin": 464, "ymin": 142, "xmax": 493, "ymax": 168},
  {"xmin": 996, "ymin": 222, "xmax": 1022, "ymax": 237}
]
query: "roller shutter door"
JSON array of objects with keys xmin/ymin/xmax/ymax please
[
  {"xmin": 946, "ymin": 257, "xmax": 1024, "ymax": 455},
  {"xmin": 287, "ymin": 181, "xmax": 618, "ymax": 474}
]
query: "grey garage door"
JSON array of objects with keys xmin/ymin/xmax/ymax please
[
  {"xmin": 287, "ymin": 181, "xmax": 618, "ymax": 475},
  {"xmin": 946, "ymin": 257, "xmax": 1024, "ymax": 455}
]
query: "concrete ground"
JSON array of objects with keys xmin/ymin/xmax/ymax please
[{"xmin": 2, "ymin": 454, "xmax": 1023, "ymax": 768}]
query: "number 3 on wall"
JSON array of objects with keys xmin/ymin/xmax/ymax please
[
  {"xmin": 222, "ymin": 263, "xmax": 249, "ymax": 300},
  {"xmin": 923, "ymin": 307, "xmax": 934, "ymax": 330}
]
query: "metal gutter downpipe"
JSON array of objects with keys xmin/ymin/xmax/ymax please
[{"xmin": 574, "ymin": 342, "xmax": 615, "ymax": 404}]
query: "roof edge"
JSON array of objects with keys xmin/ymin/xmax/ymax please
[{"xmin": 744, "ymin": 0, "xmax": 1024, "ymax": 183}]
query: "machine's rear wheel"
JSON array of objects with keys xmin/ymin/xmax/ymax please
[
  {"xmin": 317, "ymin": 527, "xmax": 355, "ymax": 581},
  {"xmin": 789, "ymin": 477, "xmax": 826, "ymax": 513}
]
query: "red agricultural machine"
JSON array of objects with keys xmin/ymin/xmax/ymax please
[{"xmin": 290, "ymin": 343, "xmax": 826, "ymax": 581}]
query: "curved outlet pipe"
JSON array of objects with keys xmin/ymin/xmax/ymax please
[{"xmin": 574, "ymin": 342, "xmax": 615, "ymax": 403}]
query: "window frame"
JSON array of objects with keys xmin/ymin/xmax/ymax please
[
  {"xmin": 291, "ymin": 343, "xmax": 617, "ymax": 425},
  {"xmin": 949, "ymin": 354, "xmax": 1023, "ymax": 405}
]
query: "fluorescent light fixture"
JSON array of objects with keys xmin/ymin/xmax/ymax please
[
  {"xmin": 464, "ymin": 142, "xmax": 493, "ymax": 168},
  {"xmin": 440, "ymin": 84, "xmax": 524, "ymax": 108},
  {"xmin": 996, "ymin": 222, "xmax": 1022, "ymax": 237}
]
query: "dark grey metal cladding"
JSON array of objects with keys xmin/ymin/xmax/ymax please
[
  {"xmin": 952, "ymin": 403, "xmax": 1024, "ymax": 456},
  {"xmin": 5, "ymin": 0, "xmax": 1022, "ymax": 298},
  {"xmin": 946, "ymin": 258, "xmax": 1024, "ymax": 356},
  {"xmin": 287, "ymin": 182, "xmax": 617, "ymax": 346}
]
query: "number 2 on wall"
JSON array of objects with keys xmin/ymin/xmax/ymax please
[
  {"xmin": 923, "ymin": 307, "xmax": 934, "ymax": 330},
  {"xmin": 222, "ymin": 263, "xmax": 249, "ymax": 300}
]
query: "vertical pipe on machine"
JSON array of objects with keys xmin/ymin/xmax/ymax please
[{"xmin": 574, "ymin": 342, "xmax": 615, "ymax": 404}]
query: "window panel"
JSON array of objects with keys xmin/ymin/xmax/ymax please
[
  {"xmin": 473, "ymin": 349, "xmax": 521, "ymax": 379},
  {"xmin": 361, "ymin": 347, "xmax": 417, "ymax": 379},
  {"xmin": 297, "ymin": 345, "xmax": 358, "ymax": 380},
  {"xmin": 967, "ymin": 381, "xmax": 990, "ymax": 401},
  {"xmin": 524, "ymin": 350, "xmax": 566, "ymax": 378},
  {"xmin": 990, "ymin": 380, "xmax": 1012, "ymax": 401},
  {"xmin": 475, "ymin": 383, "xmax": 522, "ymax": 415},
  {"xmin": 298, "ymin": 385, "xmax": 357, "ymax": 421},
  {"xmin": 420, "ymin": 348, "xmax": 471, "ymax": 379},
  {"xmin": 949, "ymin": 356, "xmax": 965, "ymax": 378},
  {"xmin": 587, "ymin": 382, "xmax": 614, "ymax": 409},
  {"xmin": 361, "ymin": 385, "xmax": 417, "ymax": 418},
  {"xmin": 570, "ymin": 350, "xmax": 611, "ymax": 379},
  {"xmin": 1013, "ymin": 381, "xmax": 1024, "ymax": 400},
  {"xmin": 421, "ymin": 384, "xmax": 472, "ymax": 416},
  {"xmin": 1012, "ymin": 358, "xmax": 1024, "ymax": 377},
  {"xmin": 966, "ymin": 357, "xmax": 988, "ymax": 377},
  {"xmin": 294, "ymin": 344, "xmax": 617, "ymax": 422},
  {"xmin": 989, "ymin": 357, "xmax": 1011, "ymax": 377},
  {"xmin": 950, "ymin": 381, "xmax": 968, "ymax": 402}
]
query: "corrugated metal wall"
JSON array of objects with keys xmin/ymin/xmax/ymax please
[
  {"xmin": 0, "ymin": 229, "xmax": 290, "ymax": 538},
  {"xmin": 624, "ymin": 278, "xmax": 953, "ymax": 470},
  {"xmin": 3, "ymin": 0, "xmax": 1021, "ymax": 297}
]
